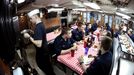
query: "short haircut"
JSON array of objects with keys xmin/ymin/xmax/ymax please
[
  {"xmin": 106, "ymin": 31, "xmax": 112, "ymax": 38},
  {"xmin": 61, "ymin": 27, "xmax": 72, "ymax": 35},
  {"xmin": 77, "ymin": 21, "xmax": 83, "ymax": 27},
  {"xmin": 101, "ymin": 36, "xmax": 112, "ymax": 51},
  {"xmin": 102, "ymin": 30, "xmax": 111, "ymax": 37}
]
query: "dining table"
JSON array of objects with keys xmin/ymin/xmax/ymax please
[
  {"xmin": 57, "ymin": 36, "xmax": 100, "ymax": 75},
  {"xmin": 46, "ymin": 30, "xmax": 61, "ymax": 43}
]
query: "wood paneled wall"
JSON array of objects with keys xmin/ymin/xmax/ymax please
[
  {"xmin": 19, "ymin": 15, "xmax": 29, "ymax": 31},
  {"xmin": 19, "ymin": 15, "xmax": 61, "ymax": 31},
  {"xmin": 42, "ymin": 17, "xmax": 61, "ymax": 29}
]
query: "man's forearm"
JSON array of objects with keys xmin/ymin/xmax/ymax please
[
  {"xmin": 29, "ymin": 37, "xmax": 42, "ymax": 47},
  {"xmin": 60, "ymin": 48, "xmax": 71, "ymax": 55},
  {"xmin": 81, "ymin": 63, "xmax": 89, "ymax": 71}
]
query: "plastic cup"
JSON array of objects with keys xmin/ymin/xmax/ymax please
[
  {"xmin": 71, "ymin": 50, "xmax": 75, "ymax": 57},
  {"xmin": 84, "ymin": 41, "xmax": 87, "ymax": 48}
]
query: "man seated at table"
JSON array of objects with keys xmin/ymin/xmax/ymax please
[
  {"xmin": 128, "ymin": 29, "xmax": 134, "ymax": 42},
  {"xmin": 85, "ymin": 23, "xmax": 92, "ymax": 36},
  {"xmin": 72, "ymin": 21, "xmax": 85, "ymax": 41},
  {"xmin": 101, "ymin": 30, "xmax": 112, "ymax": 38},
  {"xmin": 78, "ymin": 36, "xmax": 113, "ymax": 75},
  {"xmin": 100, "ymin": 30, "xmax": 113, "ymax": 54},
  {"xmin": 91, "ymin": 20, "xmax": 98, "ymax": 33},
  {"xmin": 54, "ymin": 28, "xmax": 77, "ymax": 56}
]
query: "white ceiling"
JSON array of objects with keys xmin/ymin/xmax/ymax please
[
  {"xmin": 18, "ymin": 0, "xmax": 77, "ymax": 12},
  {"xmin": 18, "ymin": 0, "xmax": 134, "ymax": 17}
]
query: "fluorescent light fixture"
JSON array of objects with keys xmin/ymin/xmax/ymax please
[
  {"xmin": 116, "ymin": 12, "xmax": 126, "ymax": 17},
  {"xmin": 83, "ymin": 2, "xmax": 101, "ymax": 10},
  {"xmin": 50, "ymin": 4, "xmax": 59, "ymax": 7},
  {"xmin": 17, "ymin": 0, "xmax": 25, "ymax": 4},
  {"xmin": 120, "ymin": 8, "xmax": 126, "ymax": 11},
  {"xmin": 72, "ymin": 0, "xmax": 84, "ymax": 7},
  {"xmin": 73, "ymin": 8, "xmax": 86, "ymax": 11},
  {"xmin": 122, "ymin": 16, "xmax": 130, "ymax": 20},
  {"xmin": 48, "ymin": 8, "xmax": 64, "ymax": 13},
  {"xmin": 98, "ymin": 10, "xmax": 103, "ymax": 13},
  {"xmin": 116, "ymin": 12, "xmax": 131, "ymax": 19}
]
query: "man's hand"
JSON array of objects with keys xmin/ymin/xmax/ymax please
[
  {"xmin": 78, "ymin": 56, "xmax": 89, "ymax": 71},
  {"xmin": 78, "ymin": 55, "xmax": 84, "ymax": 63},
  {"xmin": 24, "ymin": 33, "xmax": 30, "ymax": 39},
  {"xmin": 21, "ymin": 29, "xmax": 34, "ymax": 34},
  {"xmin": 70, "ymin": 43, "xmax": 77, "ymax": 50}
]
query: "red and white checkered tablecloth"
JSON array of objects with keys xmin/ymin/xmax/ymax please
[
  {"xmin": 57, "ymin": 44, "xmax": 98, "ymax": 75},
  {"xmin": 46, "ymin": 31, "xmax": 60, "ymax": 42}
]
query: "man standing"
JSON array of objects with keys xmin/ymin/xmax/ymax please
[{"xmin": 23, "ymin": 9, "xmax": 55, "ymax": 75}]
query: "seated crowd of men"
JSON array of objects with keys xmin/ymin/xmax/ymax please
[{"xmin": 53, "ymin": 21, "xmax": 114, "ymax": 75}]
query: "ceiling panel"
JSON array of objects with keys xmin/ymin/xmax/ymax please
[
  {"xmin": 100, "ymin": 5, "xmax": 117, "ymax": 14},
  {"xmin": 34, "ymin": 0, "xmax": 72, "ymax": 6},
  {"xmin": 18, "ymin": 0, "xmax": 134, "ymax": 17}
]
